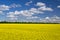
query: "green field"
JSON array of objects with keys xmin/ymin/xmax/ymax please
[{"xmin": 0, "ymin": 24, "xmax": 60, "ymax": 40}]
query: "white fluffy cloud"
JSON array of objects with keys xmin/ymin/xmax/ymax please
[
  {"xmin": 7, "ymin": 8, "xmax": 44, "ymax": 17},
  {"xmin": 0, "ymin": 4, "xmax": 21, "ymax": 14},
  {"xmin": 38, "ymin": 6, "xmax": 53, "ymax": 11},
  {"xmin": 20, "ymin": 10, "xmax": 33, "ymax": 16},
  {"xmin": 0, "ymin": 5, "xmax": 9, "ymax": 14},
  {"xmin": 7, "ymin": 10, "xmax": 60, "ymax": 23},
  {"xmin": 6, "ymin": 2, "xmax": 54, "ymax": 22},
  {"xmin": 7, "ymin": 10, "xmax": 33, "ymax": 17},
  {"xmin": 40, "ymin": 15, "xmax": 60, "ymax": 23},
  {"xmin": 29, "ymin": 8, "xmax": 44, "ymax": 14},
  {"xmin": 36, "ymin": 2, "xmax": 45, "ymax": 7},
  {"xmin": 57, "ymin": 6, "xmax": 60, "ymax": 8},
  {"xmin": 0, "ymin": 2, "xmax": 53, "ymax": 16},
  {"xmin": 0, "ymin": 4, "xmax": 21, "ymax": 11},
  {"xmin": 7, "ymin": 10, "xmax": 40, "ymax": 21},
  {"xmin": 36, "ymin": 2, "xmax": 53, "ymax": 11},
  {"xmin": 7, "ymin": 12, "xmax": 18, "ymax": 20},
  {"xmin": 25, "ymin": 1, "xmax": 32, "ymax": 6},
  {"xmin": 0, "ymin": 5, "xmax": 9, "ymax": 11}
]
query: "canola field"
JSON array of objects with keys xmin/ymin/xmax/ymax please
[{"xmin": 0, "ymin": 24, "xmax": 60, "ymax": 40}]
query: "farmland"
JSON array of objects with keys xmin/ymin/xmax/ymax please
[{"xmin": 0, "ymin": 24, "xmax": 60, "ymax": 40}]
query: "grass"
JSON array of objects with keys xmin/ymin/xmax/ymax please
[{"xmin": 0, "ymin": 24, "xmax": 60, "ymax": 40}]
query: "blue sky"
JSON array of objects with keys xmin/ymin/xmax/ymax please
[{"xmin": 0, "ymin": 0, "xmax": 60, "ymax": 22}]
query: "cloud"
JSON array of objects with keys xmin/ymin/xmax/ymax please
[
  {"xmin": 7, "ymin": 10, "xmax": 33, "ymax": 17},
  {"xmin": 7, "ymin": 12, "xmax": 18, "ymax": 21},
  {"xmin": 10, "ymin": 3, "xmax": 21, "ymax": 8},
  {"xmin": 40, "ymin": 15, "xmax": 60, "ymax": 23},
  {"xmin": 29, "ymin": 8, "xmax": 44, "ymax": 14},
  {"xmin": 26, "ymin": 16, "xmax": 39, "ymax": 19},
  {"xmin": 25, "ymin": 1, "xmax": 32, "ymax": 6},
  {"xmin": 7, "ymin": 8, "xmax": 43, "ymax": 17},
  {"xmin": 20, "ymin": 10, "xmax": 33, "ymax": 16},
  {"xmin": 2, "ymin": 2, "xmax": 53, "ymax": 17},
  {"xmin": 0, "ymin": 11, "xmax": 3, "ymax": 14},
  {"xmin": 0, "ymin": 5, "xmax": 9, "ymax": 11},
  {"xmin": 13, "ymin": 11, "xmax": 20, "ymax": 15},
  {"xmin": 7, "ymin": 10, "xmax": 33, "ymax": 21},
  {"xmin": 6, "ymin": 2, "xmax": 54, "ymax": 22},
  {"xmin": 7, "ymin": 17, "xmax": 17, "ymax": 22},
  {"xmin": 7, "ymin": 11, "xmax": 18, "ymax": 18},
  {"xmin": 0, "ymin": 5, "xmax": 9, "ymax": 14},
  {"xmin": 45, "ymin": 17, "xmax": 50, "ymax": 19},
  {"xmin": 7, "ymin": 10, "xmax": 60, "ymax": 23},
  {"xmin": 38, "ymin": 6, "xmax": 53, "ymax": 11},
  {"xmin": 36, "ymin": 2, "xmax": 45, "ymax": 7},
  {"xmin": 7, "ymin": 10, "xmax": 40, "ymax": 21},
  {"xmin": 57, "ymin": 5, "xmax": 60, "ymax": 8},
  {"xmin": 7, "ymin": 15, "xmax": 15, "ymax": 18},
  {"xmin": 36, "ymin": 2, "xmax": 53, "ymax": 11},
  {"xmin": 0, "ymin": 4, "xmax": 21, "ymax": 14},
  {"xmin": 0, "ymin": 4, "xmax": 21, "ymax": 11}
]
